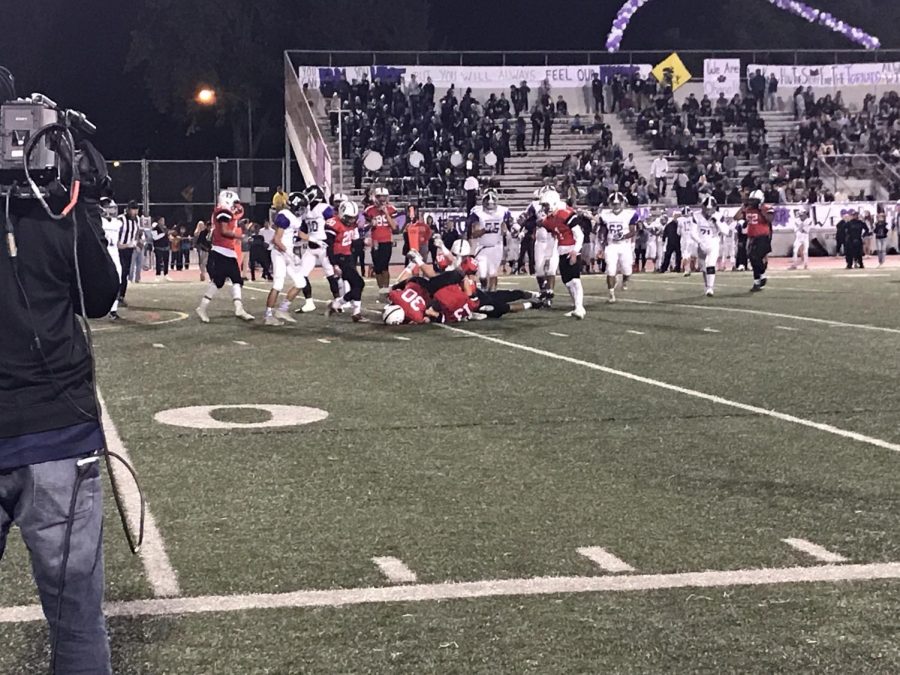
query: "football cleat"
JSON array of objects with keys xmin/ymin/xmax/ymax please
[
  {"xmin": 750, "ymin": 284, "xmax": 763, "ymax": 293},
  {"xmin": 264, "ymin": 315, "xmax": 284, "ymax": 327},
  {"xmin": 275, "ymin": 310, "xmax": 297, "ymax": 324},
  {"xmin": 565, "ymin": 307, "xmax": 587, "ymax": 319},
  {"xmin": 299, "ymin": 298, "xmax": 316, "ymax": 313},
  {"xmin": 608, "ymin": 289, "xmax": 617, "ymax": 304},
  {"xmin": 468, "ymin": 312, "xmax": 489, "ymax": 321},
  {"xmin": 705, "ymin": 288, "xmax": 714, "ymax": 297},
  {"xmin": 235, "ymin": 308, "xmax": 255, "ymax": 321},
  {"xmin": 351, "ymin": 313, "xmax": 370, "ymax": 323},
  {"xmin": 195, "ymin": 306, "xmax": 210, "ymax": 323}
]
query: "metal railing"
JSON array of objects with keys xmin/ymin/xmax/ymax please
[{"xmin": 107, "ymin": 158, "xmax": 286, "ymax": 224}]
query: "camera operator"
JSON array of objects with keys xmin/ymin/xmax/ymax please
[{"xmin": 0, "ymin": 68, "xmax": 119, "ymax": 673}]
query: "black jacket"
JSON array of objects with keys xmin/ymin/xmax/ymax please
[{"xmin": 1, "ymin": 197, "xmax": 119, "ymax": 444}]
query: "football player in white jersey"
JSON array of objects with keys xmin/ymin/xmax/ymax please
[
  {"xmin": 264, "ymin": 192, "xmax": 310, "ymax": 326},
  {"xmin": 718, "ymin": 214, "xmax": 737, "ymax": 271},
  {"xmin": 690, "ymin": 195, "xmax": 729, "ymax": 296},
  {"xmin": 598, "ymin": 192, "xmax": 639, "ymax": 304},
  {"xmin": 677, "ymin": 206, "xmax": 697, "ymax": 275},
  {"xmin": 99, "ymin": 198, "xmax": 123, "ymax": 320},
  {"xmin": 468, "ymin": 190, "xmax": 511, "ymax": 291},
  {"xmin": 789, "ymin": 207, "xmax": 814, "ymax": 270},
  {"xmin": 296, "ymin": 184, "xmax": 342, "ymax": 310},
  {"xmin": 525, "ymin": 187, "xmax": 560, "ymax": 306}
]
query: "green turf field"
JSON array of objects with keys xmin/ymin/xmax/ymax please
[{"xmin": 1, "ymin": 268, "xmax": 899, "ymax": 673}]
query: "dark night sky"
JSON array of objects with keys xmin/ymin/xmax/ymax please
[{"xmin": 1, "ymin": 0, "xmax": 892, "ymax": 160}]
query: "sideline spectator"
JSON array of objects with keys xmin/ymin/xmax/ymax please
[
  {"xmin": 766, "ymin": 74, "xmax": 778, "ymax": 111},
  {"xmin": 194, "ymin": 220, "xmax": 211, "ymax": 281},
  {"xmin": 152, "ymin": 217, "xmax": 170, "ymax": 279},
  {"xmin": 592, "ymin": 72, "xmax": 605, "ymax": 114},
  {"xmin": 749, "ymin": 69, "xmax": 766, "ymax": 110},
  {"xmin": 651, "ymin": 155, "xmax": 669, "ymax": 197}
]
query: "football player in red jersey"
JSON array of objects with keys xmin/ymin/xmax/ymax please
[
  {"xmin": 538, "ymin": 188, "xmax": 586, "ymax": 318},
  {"xmin": 195, "ymin": 190, "xmax": 255, "ymax": 323},
  {"xmin": 364, "ymin": 187, "xmax": 399, "ymax": 300},
  {"xmin": 326, "ymin": 201, "xmax": 368, "ymax": 322},
  {"xmin": 735, "ymin": 189, "xmax": 773, "ymax": 292}
]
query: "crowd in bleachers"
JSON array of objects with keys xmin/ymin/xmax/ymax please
[
  {"xmin": 777, "ymin": 88, "xmax": 900, "ymax": 200},
  {"xmin": 319, "ymin": 73, "xmax": 578, "ymax": 206}
]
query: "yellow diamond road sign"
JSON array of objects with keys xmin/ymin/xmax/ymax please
[{"xmin": 652, "ymin": 52, "xmax": 692, "ymax": 91}]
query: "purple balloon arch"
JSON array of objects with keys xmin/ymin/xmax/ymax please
[{"xmin": 606, "ymin": 0, "xmax": 881, "ymax": 52}]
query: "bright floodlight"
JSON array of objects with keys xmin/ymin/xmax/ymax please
[{"xmin": 195, "ymin": 88, "xmax": 217, "ymax": 105}]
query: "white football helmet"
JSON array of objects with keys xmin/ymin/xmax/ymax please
[
  {"xmin": 700, "ymin": 195, "xmax": 718, "ymax": 216},
  {"xmin": 374, "ymin": 186, "xmax": 389, "ymax": 206},
  {"xmin": 749, "ymin": 189, "xmax": 765, "ymax": 205},
  {"xmin": 217, "ymin": 190, "xmax": 240, "ymax": 211},
  {"xmin": 331, "ymin": 192, "xmax": 349, "ymax": 208},
  {"xmin": 538, "ymin": 188, "xmax": 562, "ymax": 215},
  {"xmin": 451, "ymin": 238, "xmax": 472, "ymax": 258},
  {"xmin": 339, "ymin": 200, "xmax": 360, "ymax": 224},
  {"xmin": 99, "ymin": 197, "xmax": 118, "ymax": 219},
  {"xmin": 482, "ymin": 189, "xmax": 499, "ymax": 213},
  {"xmin": 609, "ymin": 192, "xmax": 627, "ymax": 214},
  {"xmin": 382, "ymin": 304, "xmax": 406, "ymax": 325}
]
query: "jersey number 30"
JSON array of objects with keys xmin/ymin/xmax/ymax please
[{"xmin": 400, "ymin": 288, "xmax": 426, "ymax": 312}]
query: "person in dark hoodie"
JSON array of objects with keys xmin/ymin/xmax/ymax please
[{"xmin": 0, "ymin": 66, "xmax": 119, "ymax": 674}]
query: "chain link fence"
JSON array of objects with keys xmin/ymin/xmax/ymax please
[{"xmin": 106, "ymin": 158, "xmax": 286, "ymax": 225}]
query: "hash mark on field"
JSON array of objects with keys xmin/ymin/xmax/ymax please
[
  {"xmin": 702, "ymin": 328, "xmax": 720, "ymax": 333},
  {"xmin": 152, "ymin": 343, "xmax": 166, "ymax": 349},
  {"xmin": 372, "ymin": 557, "xmax": 418, "ymax": 583},
  {"xmin": 395, "ymin": 336, "xmax": 412, "ymax": 341},
  {"xmin": 233, "ymin": 340, "xmax": 249, "ymax": 346},
  {"xmin": 316, "ymin": 339, "xmax": 331, "ymax": 344},
  {"xmin": 775, "ymin": 326, "xmax": 798, "ymax": 332},
  {"xmin": 626, "ymin": 330, "xmax": 645, "ymax": 335},
  {"xmin": 4, "ymin": 562, "xmax": 900, "ymax": 624},
  {"xmin": 783, "ymin": 538, "xmax": 848, "ymax": 563},
  {"xmin": 437, "ymin": 324, "xmax": 900, "ymax": 454},
  {"xmin": 577, "ymin": 547, "xmax": 635, "ymax": 573},
  {"xmin": 97, "ymin": 391, "xmax": 180, "ymax": 598},
  {"xmin": 549, "ymin": 332, "xmax": 569, "ymax": 338}
]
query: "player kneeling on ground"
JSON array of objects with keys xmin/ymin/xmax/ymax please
[
  {"xmin": 690, "ymin": 195, "xmax": 729, "ymax": 297},
  {"xmin": 196, "ymin": 190, "xmax": 255, "ymax": 323},
  {"xmin": 326, "ymin": 201, "xmax": 368, "ymax": 322}
]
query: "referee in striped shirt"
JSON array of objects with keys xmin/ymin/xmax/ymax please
[{"xmin": 117, "ymin": 201, "xmax": 141, "ymax": 306}]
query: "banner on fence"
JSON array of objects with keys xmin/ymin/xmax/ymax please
[
  {"xmin": 704, "ymin": 59, "xmax": 741, "ymax": 99},
  {"xmin": 300, "ymin": 64, "xmax": 653, "ymax": 91},
  {"xmin": 746, "ymin": 62, "xmax": 900, "ymax": 88}
]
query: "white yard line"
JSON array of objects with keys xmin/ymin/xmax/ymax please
[
  {"xmin": 97, "ymin": 391, "xmax": 180, "ymax": 598},
  {"xmin": 371, "ymin": 557, "xmax": 418, "ymax": 583},
  {"xmin": 626, "ymin": 330, "xmax": 645, "ymax": 335},
  {"xmin": 577, "ymin": 547, "xmax": 635, "ymax": 573},
  {"xmin": 437, "ymin": 324, "xmax": 900, "ymax": 454},
  {"xmin": 2, "ymin": 562, "xmax": 898, "ymax": 624},
  {"xmin": 782, "ymin": 538, "xmax": 848, "ymax": 563},
  {"xmin": 702, "ymin": 328, "xmax": 720, "ymax": 334},
  {"xmin": 613, "ymin": 298, "xmax": 900, "ymax": 335}
]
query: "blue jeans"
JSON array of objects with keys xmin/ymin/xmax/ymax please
[{"xmin": 0, "ymin": 457, "xmax": 111, "ymax": 674}]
